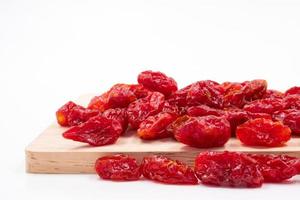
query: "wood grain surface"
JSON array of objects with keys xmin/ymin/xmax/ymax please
[{"xmin": 25, "ymin": 95, "xmax": 300, "ymax": 173}]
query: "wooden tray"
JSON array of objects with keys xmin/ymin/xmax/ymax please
[{"xmin": 25, "ymin": 95, "xmax": 300, "ymax": 174}]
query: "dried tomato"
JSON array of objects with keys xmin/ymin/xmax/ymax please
[
  {"xmin": 102, "ymin": 108, "xmax": 128, "ymax": 134},
  {"xmin": 129, "ymin": 84, "xmax": 150, "ymax": 99},
  {"xmin": 95, "ymin": 154, "xmax": 141, "ymax": 181},
  {"xmin": 236, "ymin": 118, "xmax": 291, "ymax": 147},
  {"xmin": 262, "ymin": 89, "xmax": 284, "ymax": 99},
  {"xmin": 187, "ymin": 105, "xmax": 224, "ymax": 117},
  {"xmin": 273, "ymin": 109, "xmax": 300, "ymax": 135},
  {"xmin": 63, "ymin": 115, "xmax": 122, "ymax": 146},
  {"xmin": 195, "ymin": 151, "xmax": 264, "ymax": 188},
  {"xmin": 138, "ymin": 70, "xmax": 178, "ymax": 96},
  {"xmin": 283, "ymin": 94, "xmax": 300, "ymax": 110},
  {"xmin": 221, "ymin": 80, "xmax": 267, "ymax": 108},
  {"xmin": 285, "ymin": 86, "xmax": 300, "ymax": 96},
  {"xmin": 141, "ymin": 155, "xmax": 198, "ymax": 184},
  {"xmin": 243, "ymin": 98, "xmax": 284, "ymax": 115},
  {"xmin": 88, "ymin": 84, "xmax": 137, "ymax": 111},
  {"xmin": 187, "ymin": 80, "xmax": 224, "ymax": 108},
  {"xmin": 242, "ymin": 79, "xmax": 267, "ymax": 101},
  {"xmin": 137, "ymin": 112, "xmax": 177, "ymax": 140},
  {"xmin": 56, "ymin": 101, "xmax": 99, "ymax": 127},
  {"xmin": 127, "ymin": 92, "xmax": 165, "ymax": 129},
  {"xmin": 167, "ymin": 84, "xmax": 193, "ymax": 108},
  {"xmin": 248, "ymin": 154, "xmax": 300, "ymax": 182},
  {"xmin": 173, "ymin": 115, "xmax": 231, "ymax": 148}
]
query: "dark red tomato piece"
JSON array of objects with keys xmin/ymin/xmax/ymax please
[
  {"xmin": 87, "ymin": 92, "xmax": 110, "ymax": 112},
  {"xmin": 248, "ymin": 154, "xmax": 300, "ymax": 182},
  {"xmin": 242, "ymin": 79, "xmax": 267, "ymax": 101},
  {"xmin": 195, "ymin": 151, "xmax": 264, "ymax": 188},
  {"xmin": 141, "ymin": 155, "xmax": 198, "ymax": 184},
  {"xmin": 56, "ymin": 101, "xmax": 99, "ymax": 127},
  {"xmin": 173, "ymin": 115, "xmax": 231, "ymax": 148},
  {"xmin": 273, "ymin": 109, "xmax": 300, "ymax": 135},
  {"xmin": 221, "ymin": 82, "xmax": 246, "ymax": 108},
  {"xmin": 63, "ymin": 115, "xmax": 122, "ymax": 146},
  {"xmin": 285, "ymin": 86, "xmax": 300, "ymax": 96},
  {"xmin": 283, "ymin": 94, "xmax": 300, "ymax": 110},
  {"xmin": 127, "ymin": 92, "xmax": 165, "ymax": 129},
  {"xmin": 95, "ymin": 154, "xmax": 141, "ymax": 181},
  {"xmin": 129, "ymin": 84, "xmax": 150, "ymax": 99},
  {"xmin": 137, "ymin": 112, "xmax": 177, "ymax": 140},
  {"xmin": 88, "ymin": 84, "xmax": 137, "ymax": 112},
  {"xmin": 138, "ymin": 70, "xmax": 178, "ymax": 97},
  {"xmin": 243, "ymin": 98, "xmax": 284, "ymax": 115},
  {"xmin": 167, "ymin": 84, "xmax": 193, "ymax": 108},
  {"xmin": 187, "ymin": 105, "xmax": 224, "ymax": 117},
  {"xmin": 224, "ymin": 108, "xmax": 249, "ymax": 135},
  {"xmin": 262, "ymin": 89, "xmax": 284, "ymax": 99},
  {"xmin": 187, "ymin": 80, "xmax": 224, "ymax": 108},
  {"xmin": 102, "ymin": 108, "xmax": 128, "ymax": 134},
  {"xmin": 236, "ymin": 118, "xmax": 291, "ymax": 147}
]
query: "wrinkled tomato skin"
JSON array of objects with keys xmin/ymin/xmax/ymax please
[
  {"xmin": 195, "ymin": 151, "xmax": 264, "ymax": 188},
  {"xmin": 262, "ymin": 89, "xmax": 284, "ymax": 99},
  {"xmin": 95, "ymin": 154, "xmax": 141, "ymax": 181},
  {"xmin": 236, "ymin": 118, "xmax": 291, "ymax": 147},
  {"xmin": 173, "ymin": 115, "xmax": 231, "ymax": 148},
  {"xmin": 187, "ymin": 105, "xmax": 224, "ymax": 117},
  {"xmin": 187, "ymin": 80, "xmax": 224, "ymax": 108},
  {"xmin": 285, "ymin": 86, "xmax": 300, "ymax": 96},
  {"xmin": 167, "ymin": 84, "xmax": 193, "ymax": 108},
  {"xmin": 138, "ymin": 71, "xmax": 178, "ymax": 97},
  {"xmin": 129, "ymin": 84, "xmax": 150, "ymax": 99},
  {"xmin": 283, "ymin": 94, "xmax": 300, "ymax": 110},
  {"xmin": 56, "ymin": 101, "xmax": 99, "ymax": 127},
  {"xmin": 273, "ymin": 109, "xmax": 300, "ymax": 135},
  {"xmin": 221, "ymin": 80, "xmax": 267, "ymax": 108},
  {"xmin": 102, "ymin": 108, "xmax": 128, "ymax": 134},
  {"xmin": 141, "ymin": 155, "xmax": 198, "ymax": 184},
  {"xmin": 63, "ymin": 115, "xmax": 122, "ymax": 146},
  {"xmin": 127, "ymin": 92, "xmax": 165, "ymax": 129},
  {"xmin": 243, "ymin": 98, "xmax": 285, "ymax": 115},
  {"xmin": 137, "ymin": 112, "xmax": 177, "ymax": 140},
  {"xmin": 248, "ymin": 154, "xmax": 300, "ymax": 182},
  {"xmin": 88, "ymin": 84, "xmax": 137, "ymax": 112}
]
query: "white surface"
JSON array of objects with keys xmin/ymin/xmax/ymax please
[{"xmin": 1, "ymin": 0, "xmax": 300, "ymax": 199}]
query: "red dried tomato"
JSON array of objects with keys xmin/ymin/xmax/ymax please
[
  {"xmin": 236, "ymin": 118, "xmax": 291, "ymax": 147},
  {"xmin": 273, "ymin": 109, "xmax": 300, "ymax": 135},
  {"xmin": 187, "ymin": 80, "xmax": 224, "ymax": 108},
  {"xmin": 138, "ymin": 70, "xmax": 178, "ymax": 97},
  {"xmin": 127, "ymin": 92, "xmax": 165, "ymax": 129},
  {"xmin": 285, "ymin": 86, "xmax": 300, "ymax": 96},
  {"xmin": 56, "ymin": 101, "xmax": 99, "ymax": 127},
  {"xmin": 141, "ymin": 155, "xmax": 198, "ymax": 184},
  {"xmin": 95, "ymin": 154, "xmax": 141, "ymax": 181},
  {"xmin": 262, "ymin": 89, "xmax": 284, "ymax": 99},
  {"xmin": 283, "ymin": 94, "xmax": 300, "ymax": 110},
  {"xmin": 137, "ymin": 112, "xmax": 177, "ymax": 140},
  {"xmin": 248, "ymin": 154, "xmax": 300, "ymax": 182},
  {"xmin": 88, "ymin": 84, "xmax": 137, "ymax": 111},
  {"xmin": 187, "ymin": 105, "xmax": 224, "ymax": 117},
  {"xmin": 63, "ymin": 115, "xmax": 122, "ymax": 146},
  {"xmin": 102, "ymin": 108, "xmax": 128, "ymax": 134},
  {"xmin": 173, "ymin": 115, "xmax": 231, "ymax": 148},
  {"xmin": 243, "ymin": 98, "xmax": 284, "ymax": 115},
  {"xmin": 195, "ymin": 151, "xmax": 264, "ymax": 188}
]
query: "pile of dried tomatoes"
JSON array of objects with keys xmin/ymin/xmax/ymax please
[
  {"xmin": 55, "ymin": 70, "xmax": 300, "ymax": 187},
  {"xmin": 95, "ymin": 152, "xmax": 300, "ymax": 188}
]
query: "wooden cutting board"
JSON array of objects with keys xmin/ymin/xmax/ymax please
[{"xmin": 25, "ymin": 94, "xmax": 300, "ymax": 174}]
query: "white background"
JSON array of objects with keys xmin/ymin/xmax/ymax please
[{"xmin": 1, "ymin": 0, "xmax": 300, "ymax": 199}]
